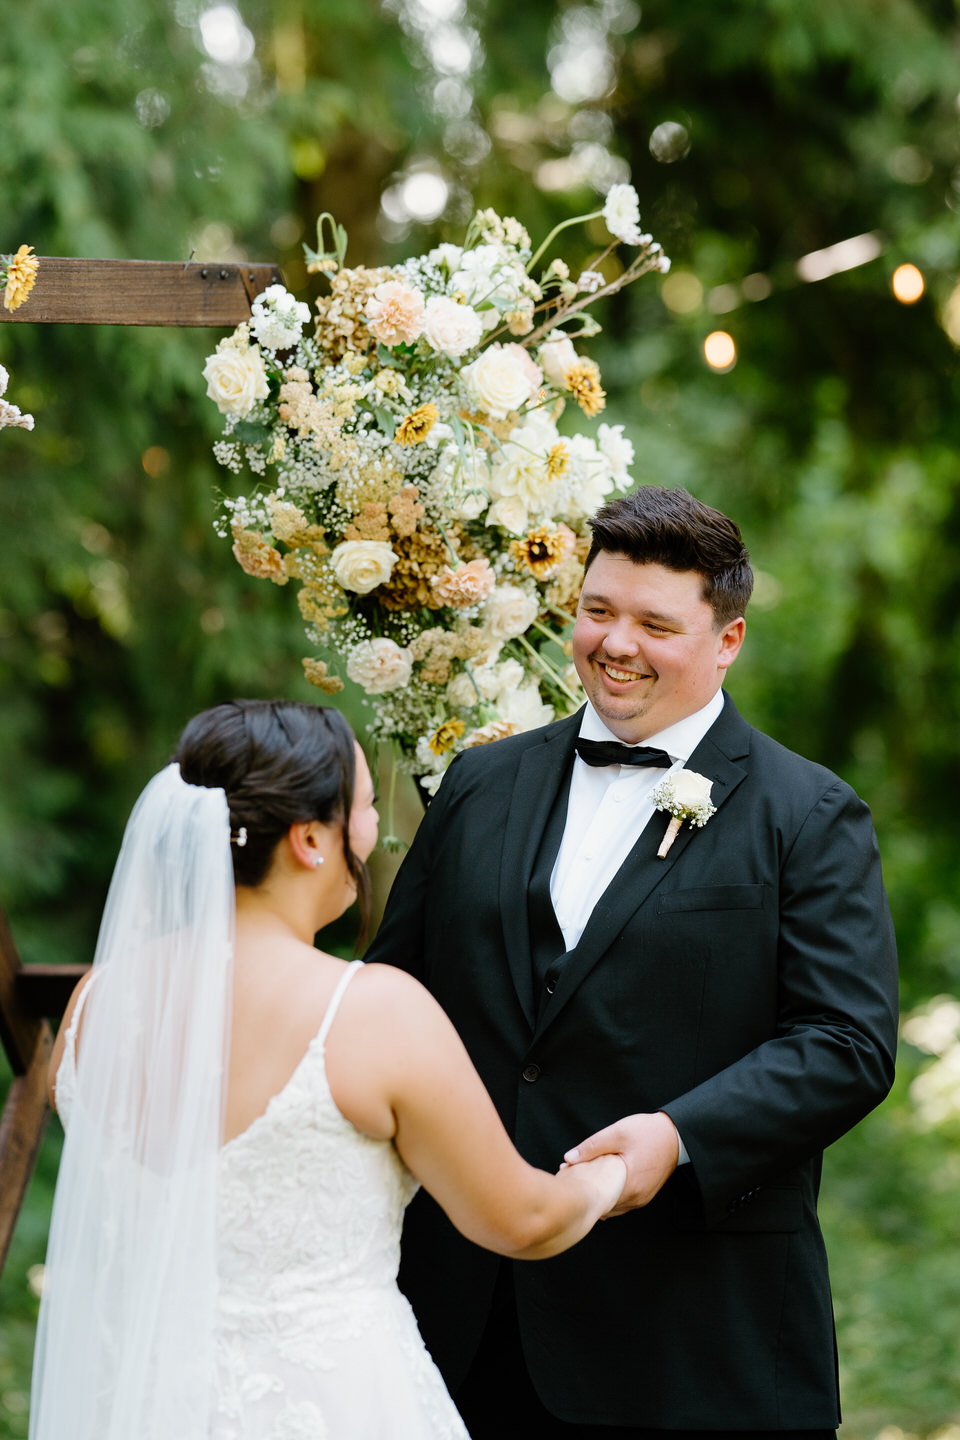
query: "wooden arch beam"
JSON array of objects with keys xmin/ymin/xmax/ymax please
[{"xmin": 0, "ymin": 257, "xmax": 284, "ymax": 328}]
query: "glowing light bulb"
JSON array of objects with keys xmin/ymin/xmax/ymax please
[
  {"xmin": 892, "ymin": 264, "xmax": 924, "ymax": 304},
  {"xmin": 704, "ymin": 331, "xmax": 736, "ymax": 371}
]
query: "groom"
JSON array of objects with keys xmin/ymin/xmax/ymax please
[{"xmin": 367, "ymin": 485, "xmax": 898, "ymax": 1437}]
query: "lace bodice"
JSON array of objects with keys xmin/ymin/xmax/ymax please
[{"xmin": 55, "ymin": 961, "xmax": 469, "ymax": 1440}]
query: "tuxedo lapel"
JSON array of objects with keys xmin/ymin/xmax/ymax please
[
  {"xmin": 534, "ymin": 694, "xmax": 752, "ymax": 1038},
  {"xmin": 498, "ymin": 712, "xmax": 581, "ymax": 1027}
]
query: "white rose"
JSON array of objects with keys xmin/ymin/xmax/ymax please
[
  {"xmin": 422, "ymin": 296, "xmax": 484, "ymax": 357},
  {"xmin": 482, "ymin": 584, "xmax": 539, "ymax": 641},
  {"xmin": 202, "ymin": 343, "xmax": 270, "ymax": 418},
  {"xmin": 538, "ymin": 331, "xmax": 579, "ymax": 388},
  {"xmin": 460, "ymin": 344, "xmax": 532, "ymax": 419},
  {"xmin": 597, "ymin": 423, "xmax": 635, "ymax": 483},
  {"xmin": 485, "ymin": 496, "xmax": 528, "ymax": 535},
  {"xmin": 330, "ymin": 540, "xmax": 398, "ymax": 594},
  {"xmin": 669, "ymin": 769, "xmax": 714, "ymax": 809},
  {"xmin": 346, "ymin": 637, "xmax": 413, "ymax": 694},
  {"xmin": 497, "ymin": 681, "xmax": 554, "ymax": 732}
]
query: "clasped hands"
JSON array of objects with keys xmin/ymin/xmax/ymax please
[{"xmin": 562, "ymin": 1111, "xmax": 679, "ymax": 1217}]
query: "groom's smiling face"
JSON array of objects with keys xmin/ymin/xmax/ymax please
[{"xmin": 572, "ymin": 553, "xmax": 745, "ymax": 743}]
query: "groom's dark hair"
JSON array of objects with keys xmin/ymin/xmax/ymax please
[{"xmin": 585, "ymin": 485, "xmax": 753, "ymax": 627}]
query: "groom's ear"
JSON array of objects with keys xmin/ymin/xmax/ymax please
[{"xmin": 716, "ymin": 617, "xmax": 745, "ymax": 673}]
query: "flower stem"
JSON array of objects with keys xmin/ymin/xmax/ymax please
[
  {"xmin": 513, "ymin": 633, "xmax": 581, "ymax": 705},
  {"xmin": 526, "ymin": 212, "xmax": 602, "ymax": 274}
]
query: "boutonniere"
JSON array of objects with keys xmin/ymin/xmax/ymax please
[{"xmin": 650, "ymin": 768, "xmax": 717, "ymax": 858}]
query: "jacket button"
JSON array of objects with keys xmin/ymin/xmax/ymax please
[
  {"xmin": 522, "ymin": 1064, "xmax": 541, "ymax": 1083},
  {"xmin": 545, "ymin": 980, "xmax": 556, "ymax": 995}
]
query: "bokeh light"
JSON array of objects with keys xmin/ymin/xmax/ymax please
[
  {"xmin": 892, "ymin": 264, "xmax": 924, "ymax": 304},
  {"xmin": 703, "ymin": 331, "xmax": 737, "ymax": 371},
  {"xmin": 661, "ymin": 271, "xmax": 703, "ymax": 314}
]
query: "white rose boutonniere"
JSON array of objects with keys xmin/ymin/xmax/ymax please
[{"xmin": 650, "ymin": 768, "xmax": 717, "ymax": 858}]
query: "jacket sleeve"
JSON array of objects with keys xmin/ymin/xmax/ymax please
[
  {"xmin": 363, "ymin": 758, "xmax": 465, "ymax": 982},
  {"xmin": 662, "ymin": 778, "xmax": 898, "ymax": 1226}
]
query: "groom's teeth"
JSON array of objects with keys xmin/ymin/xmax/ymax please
[{"xmin": 603, "ymin": 664, "xmax": 640, "ymax": 681}]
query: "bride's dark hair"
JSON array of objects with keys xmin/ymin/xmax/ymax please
[{"xmin": 174, "ymin": 699, "xmax": 371, "ymax": 938}]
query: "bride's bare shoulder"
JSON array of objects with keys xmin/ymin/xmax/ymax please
[{"xmin": 348, "ymin": 962, "xmax": 439, "ymax": 1012}]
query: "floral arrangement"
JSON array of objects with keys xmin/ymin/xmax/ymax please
[
  {"xmin": 1, "ymin": 245, "xmax": 38, "ymax": 433},
  {"xmin": 651, "ymin": 769, "xmax": 717, "ymax": 857},
  {"xmin": 204, "ymin": 185, "xmax": 668, "ymax": 822}
]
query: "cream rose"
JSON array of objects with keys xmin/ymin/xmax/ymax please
[
  {"xmin": 346, "ymin": 637, "xmax": 413, "ymax": 694},
  {"xmin": 422, "ymin": 296, "xmax": 484, "ymax": 357},
  {"xmin": 538, "ymin": 331, "xmax": 579, "ymax": 389},
  {"xmin": 202, "ymin": 343, "xmax": 270, "ymax": 418},
  {"xmin": 330, "ymin": 540, "xmax": 398, "ymax": 594},
  {"xmin": 482, "ymin": 583, "xmax": 539, "ymax": 642},
  {"xmin": 485, "ymin": 496, "xmax": 528, "ymax": 535},
  {"xmin": 460, "ymin": 344, "xmax": 533, "ymax": 420}
]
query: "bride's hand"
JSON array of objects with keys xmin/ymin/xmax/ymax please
[{"xmin": 566, "ymin": 1152, "xmax": 627, "ymax": 1217}]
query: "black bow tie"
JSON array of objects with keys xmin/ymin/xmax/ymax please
[{"xmin": 574, "ymin": 739, "xmax": 674, "ymax": 769}]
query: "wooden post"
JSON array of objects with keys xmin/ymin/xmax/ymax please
[
  {"xmin": 0, "ymin": 908, "xmax": 58, "ymax": 1274},
  {"xmin": 0, "ymin": 257, "xmax": 284, "ymax": 327}
]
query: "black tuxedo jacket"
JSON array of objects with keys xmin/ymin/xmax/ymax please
[{"xmin": 365, "ymin": 695, "xmax": 898, "ymax": 1429}]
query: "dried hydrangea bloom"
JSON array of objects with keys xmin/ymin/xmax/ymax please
[{"xmin": 387, "ymin": 486, "xmax": 426, "ymax": 539}]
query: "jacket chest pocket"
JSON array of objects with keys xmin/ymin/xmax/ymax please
[{"xmin": 656, "ymin": 884, "xmax": 768, "ymax": 914}]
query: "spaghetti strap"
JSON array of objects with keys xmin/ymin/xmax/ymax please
[
  {"xmin": 65, "ymin": 966, "xmax": 102, "ymax": 1053},
  {"xmin": 316, "ymin": 959, "xmax": 364, "ymax": 1047}
]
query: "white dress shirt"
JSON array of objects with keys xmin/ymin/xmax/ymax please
[
  {"xmin": 550, "ymin": 688, "xmax": 725, "ymax": 952},
  {"xmin": 548, "ymin": 688, "xmax": 725, "ymax": 1171}
]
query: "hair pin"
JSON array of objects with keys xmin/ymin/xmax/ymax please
[{"xmin": 231, "ymin": 827, "xmax": 248, "ymax": 848}]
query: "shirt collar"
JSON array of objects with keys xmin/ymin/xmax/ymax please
[{"xmin": 578, "ymin": 688, "xmax": 725, "ymax": 763}]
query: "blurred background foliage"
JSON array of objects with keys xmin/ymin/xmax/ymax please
[{"xmin": 3, "ymin": 0, "xmax": 960, "ymax": 1434}]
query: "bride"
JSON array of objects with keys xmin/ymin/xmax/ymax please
[{"xmin": 30, "ymin": 699, "xmax": 624, "ymax": 1440}]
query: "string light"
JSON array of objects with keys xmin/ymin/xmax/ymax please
[{"xmin": 703, "ymin": 331, "xmax": 736, "ymax": 372}]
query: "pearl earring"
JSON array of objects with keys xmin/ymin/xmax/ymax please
[{"xmin": 313, "ymin": 855, "xmax": 324, "ymax": 868}]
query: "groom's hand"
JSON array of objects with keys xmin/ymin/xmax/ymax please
[{"xmin": 563, "ymin": 1112, "xmax": 679, "ymax": 1215}]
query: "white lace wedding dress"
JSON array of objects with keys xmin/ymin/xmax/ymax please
[{"xmin": 55, "ymin": 960, "xmax": 470, "ymax": 1440}]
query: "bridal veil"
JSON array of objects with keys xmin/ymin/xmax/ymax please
[{"xmin": 29, "ymin": 763, "xmax": 234, "ymax": 1440}]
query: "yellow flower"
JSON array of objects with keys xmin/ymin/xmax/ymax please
[
  {"xmin": 565, "ymin": 359, "xmax": 606, "ymax": 417},
  {"xmin": 2, "ymin": 245, "xmax": 39, "ymax": 312},
  {"xmin": 395, "ymin": 403, "xmax": 438, "ymax": 446},
  {"xmin": 510, "ymin": 524, "xmax": 574, "ymax": 581},
  {"xmin": 427, "ymin": 717, "xmax": 466, "ymax": 756},
  {"xmin": 546, "ymin": 442, "xmax": 570, "ymax": 480},
  {"xmin": 302, "ymin": 657, "xmax": 344, "ymax": 693}
]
